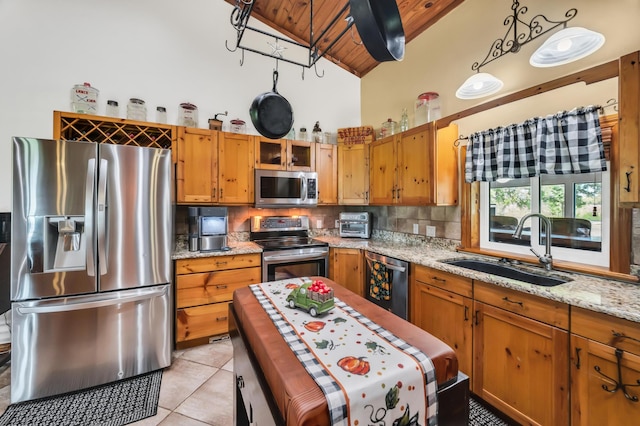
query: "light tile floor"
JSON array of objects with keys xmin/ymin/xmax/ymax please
[{"xmin": 0, "ymin": 338, "xmax": 235, "ymax": 426}]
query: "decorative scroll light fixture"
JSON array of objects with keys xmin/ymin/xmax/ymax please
[{"xmin": 456, "ymin": 0, "xmax": 605, "ymax": 99}]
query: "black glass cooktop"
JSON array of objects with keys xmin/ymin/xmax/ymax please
[{"xmin": 252, "ymin": 237, "xmax": 328, "ymax": 251}]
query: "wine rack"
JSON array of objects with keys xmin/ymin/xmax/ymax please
[{"xmin": 53, "ymin": 111, "xmax": 175, "ymax": 149}]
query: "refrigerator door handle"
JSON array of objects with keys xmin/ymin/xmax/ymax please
[
  {"xmin": 15, "ymin": 286, "xmax": 168, "ymax": 315},
  {"xmin": 85, "ymin": 158, "xmax": 96, "ymax": 276},
  {"xmin": 97, "ymin": 158, "xmax": 108, "ymax": 276}
]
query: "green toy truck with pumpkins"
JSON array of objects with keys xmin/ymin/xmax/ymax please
[{"xmin": 286, "ymin": 279, "xmax": 335, "ymax": 317}]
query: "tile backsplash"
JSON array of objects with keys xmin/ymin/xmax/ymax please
[{"xmin": 174, "ymin": 205, "xmax": 461, "ymax": 240}]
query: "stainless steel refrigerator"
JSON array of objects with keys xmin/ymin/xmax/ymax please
[{"xmin": 11, "ymin": 137, "xmax": 173, "ymax": 403}]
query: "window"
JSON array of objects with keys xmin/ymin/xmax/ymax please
[{"xmin": 480, "ymin": 163, "xmax": 610, "ymax": 267}]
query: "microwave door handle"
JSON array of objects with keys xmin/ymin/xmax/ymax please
[
  {"xmin": 97, "ymin": 158, "xmax": 108, "ymax": 275},
  {"xmin": 301, "ymin": 176, "xmax": 308, "ymax": 201},
  {"xmin": 365, "ymin": 254, "xmax": 407, "ymax": 273},
  {"xmin": 85, "ymin": 158, "xmax": 96, "ymax": 277}
]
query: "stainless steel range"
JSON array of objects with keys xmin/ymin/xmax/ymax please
[{"xmin": 250, "ymin": 216, "xmax": 329, "ymax": 282}]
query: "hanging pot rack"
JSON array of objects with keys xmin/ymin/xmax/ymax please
[
  {"xmin": 225, "ymin": 0, "xmax": 354, "ymax": 78},
  {"xmin": 224, "ymin": 0, "xmax": 405, "ymax": 79}
]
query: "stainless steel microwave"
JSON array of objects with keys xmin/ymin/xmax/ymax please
[{"xmin": 255, "ymin": 169, "xmax": 318, "ymax": 208}]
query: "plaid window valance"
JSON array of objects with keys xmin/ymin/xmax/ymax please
[{"xmin": 464, "ymin": 105, "xmax": 607, "ymax": 183}]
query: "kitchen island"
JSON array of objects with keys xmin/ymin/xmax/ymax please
[{"xmin": 229, "ymin": 277, "xmax": 469, "ymax": 426}]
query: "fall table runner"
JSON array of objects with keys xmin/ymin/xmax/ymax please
[{"xmin": 250, "ymin": 278, "xmax": 438, "ymax": 426}]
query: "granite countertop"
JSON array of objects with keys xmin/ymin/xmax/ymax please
[
  {"xmin": 172, "ymin": 234, "xmax": 640, "ymax": 324},
  {"xmin": 315, "ymin": 236, "xmax": 640, "ymax": 324},
  {"xmin": 172, "ymin": 241, "xmax": 262, "ymax": 260}
]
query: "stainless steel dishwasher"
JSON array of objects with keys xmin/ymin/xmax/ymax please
[{"xmin": 364, "ymin": 252, "xmax": 409, "ymax": 319}]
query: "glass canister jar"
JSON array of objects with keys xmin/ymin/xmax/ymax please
[
  {"xmin": 414, "ymin": 92, "xmax": 441, "ymax": 126},
  {"xmin": 105, "ymin": 100, "xmax": 119, "ymax": 117},
  {"xmin": 179, "ymin": 102, "xmax": 198, "ymax": 127},
  {"xmin": 70, "ymin": 82, "xmax": 99, "ymax": 114},
  {"xmin": 229, "ymin": 118, "xmax": 246, "ymax": 133},
  {"xmin": 127, "ymin": 98, "xmax": 147, "ymax": 121},
  {"xmin": 381, "ymin": 118, "xmax": 397, "ymax": 138},
  {"xmin": 312, "ymin": 121, "xmax": 324, "ymax": 143}
]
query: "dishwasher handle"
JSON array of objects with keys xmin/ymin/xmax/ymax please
[{"xmin": 365, "ymin": 254, "xmax": 407, "ymax": 273}]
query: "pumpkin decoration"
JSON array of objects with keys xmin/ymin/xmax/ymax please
[
  {"xmin": 304, "ymin": 321, "xmax": 326, "ymax": 332},
  {"xmin": 338, "ymin": 356, "xmax": 370, "ymax": 375}
]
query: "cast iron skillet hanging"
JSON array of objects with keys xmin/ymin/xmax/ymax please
[
  {"xmin": 250, "ymin": 70, "xmax": 294, "ymax": 139},
  {"xmin": 349, "ymin": 0, "xmax": 405, "ymax": 62}
]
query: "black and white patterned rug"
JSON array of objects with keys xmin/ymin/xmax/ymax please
[
  {"xmin": 470, "ymin": 396, "xmax": 512, "ymax": 426},
  {"xmin": 0, "ymin": 369, "xmax": 162, "ymax": 426}
]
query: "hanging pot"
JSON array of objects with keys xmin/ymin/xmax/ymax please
[
  {"xmin": 249, "ymin": 70, "xmax": 294, "ymax": 139},
  {"xmin": 349, "ymin": 0, "xmax": 405, "ymax": 62}
]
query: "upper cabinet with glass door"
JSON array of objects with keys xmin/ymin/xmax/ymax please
[{"xmin": 255, "ymin": 137, "xmax": 315, "ymax": 172}]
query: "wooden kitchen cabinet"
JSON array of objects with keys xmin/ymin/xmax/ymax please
[
  {"xmin": 255, "ymin": 137, "xmax": 314, "ymax": 171},
  {"xmin": 473, "ymin": 280, "xmax": 570, "ymax": 426},
  {"xmin": 329, "ymin": 248, "xmax": 364, "ymax": 296},
  {"xmin": 368, "ymin": 123, "xmax": 459, "ymax": 206},
  {"xmin": 176, "ymin": 127, "xmax": 218, "ymax": 203},
  {"xmin": 176, "ymin": 129, "xmax": 254, "ymax": 204},
  {"xmin": 619, "ymin": 51, "xmax": 640, "ymax": 206},
  {"xmin": 410, "ymin": 265, "xmax": 473, "ymax": 385},
  {"xmin": 175, "ymin": 253, "xmax": 261, "ymax": 348},
  {"xmin": 570, "ymin": 306, "xmax": 640, "ymax": 425},
  {"xmin": 219, "ymin": 132, "xmax": 255, "ymax": 204},
  {"xmin": 368, "ymin": 134, "xmax": 396, "ymax": 205},
  {"xmin": 315, "ymin": 142, "xmax": 338, "ymax": 204},
  {"xmin": 338, "ymin": 143, "xmax": 369, "ymax": 205}
]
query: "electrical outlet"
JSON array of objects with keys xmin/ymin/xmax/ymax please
[
  {"xmin": 426, "ymin": 226, "xmax": 436, "ymax": 237},
  {"xmin": 413, "ymin": 223, "xmax": 419, "ymax": 234},
  {"xmin": 316, "ymin": 219, "xmax": 323, "ymax": 228},
  {"xmin": 335, "ymin": 219, "xmax": 340, "ymax": 228}
]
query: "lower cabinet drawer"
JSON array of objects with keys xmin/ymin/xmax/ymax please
[
  {"xmin": 176, "ymin": 267, "xmax": 261, "ymax": 308},
  {"xmin": 176, "ymin": 302, "xmax": 231, "ymax": 342},
  {"xmin": 474, "ymin": 280, "xmax": 569, "ymax": 329},
  {"xmin": 572, "ymin": 306, "xmax": 640, "ymax": 356},
  {"xmin": 413, "ymin": 264, "xmax": 473, "ymax": 297}
]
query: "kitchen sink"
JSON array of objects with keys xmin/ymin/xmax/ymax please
[{"xmin": 442, "ymin": 259, "xmax": 570, "ymax": 287}]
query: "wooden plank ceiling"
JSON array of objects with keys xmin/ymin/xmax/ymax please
[{"xmin": 223, "ymin": 0, "xmax": 465, "ymax": 77}]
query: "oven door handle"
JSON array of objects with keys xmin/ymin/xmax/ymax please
[
  {"xmin": 263, "ymin": 252, "xmax": 327, "ymax": 262},
  {"xmin": 365, "ymin": 254, "xmax": 407, "ymax": 273}
]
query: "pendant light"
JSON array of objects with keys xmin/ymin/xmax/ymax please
[
  {"xmin": 529, "ymin": 27, "xmax": 605, "ymax": 68},
  {"xmin": 456, "ymin": 0, "xmax": 585, "ymax": 100},
  {"xmin": 456, "ymin": 73, "xmax": 504, "ymax": 100}
]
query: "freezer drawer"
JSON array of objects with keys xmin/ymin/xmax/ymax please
[{"xmin": 11, "ymin": 284, "xmax": 172, "ymax": 403}]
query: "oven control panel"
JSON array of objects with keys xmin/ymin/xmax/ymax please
[{"xmin": 250, "ymin": 216, "xmax": 309, "ymax": 232}]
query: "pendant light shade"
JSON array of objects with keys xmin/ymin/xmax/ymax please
[
  {"xmin": 455, "ymin": 73, "xmax": 504, "ymax": 100},
  {"xmin": 530, "ymin": 27, "xmax": 605, "ymax": 67}
]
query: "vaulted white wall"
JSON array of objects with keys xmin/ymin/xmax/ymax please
[{"xmin": 0, "ymin": 0, "xmax": 361, "ymax": 210}]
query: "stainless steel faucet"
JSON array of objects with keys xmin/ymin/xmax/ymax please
[{"xmin": 512, "ymin": 213, "xmax": 553, "ymax": 271}]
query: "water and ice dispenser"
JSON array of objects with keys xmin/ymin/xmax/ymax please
[{"xmin": 47, "ymin": 216, "xmax": 85, "ymax": 270}]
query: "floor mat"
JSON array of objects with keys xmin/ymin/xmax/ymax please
[
  {"xmin": 0, "ymin": 369, "xmax": 162, "ymax": 426},
  {"xmin": 470, "ymin": 396, "xmax": 512, "ymax": 426}
]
